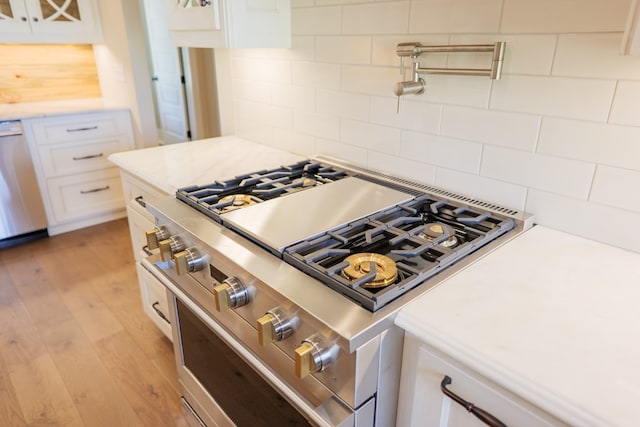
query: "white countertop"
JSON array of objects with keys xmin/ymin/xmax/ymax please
[
  {"xmin": 0, "ymin": 98, "xmax": 126, "ymax": 121},
  {"xmin": 395, "ymin": 225, "xmax": 640, "ymax": 427},
  {"xmin": 108, "ymin": 136, "xmax": 306, "ymax": 194}
]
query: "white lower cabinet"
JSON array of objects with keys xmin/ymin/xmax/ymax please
[
  {"xmin": 23, "ymin": 109, "xmax": 135, "ymax": 235},
  {"xmin": 121, "ymin": 172, "xmax": 172, "ymax": 340},
  {"xmin": 396, "ymin": 334, "xmax": 567, "ymax": 427}
]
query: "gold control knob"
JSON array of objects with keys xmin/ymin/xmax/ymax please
[
  {"xmin": 145, "ymin": 226, "xmax": 169, "ymax": 250},
  {"xmin": 294, "ymin": 342, "xmax": 316, "ymax": 379},
  {"xmin": 294, "ymin": 335, "xmax": 337, "ymax": 380},
  {"xmin": 213, "ymin": 277, "xmax": 249, "ymax": 311},
  {"xmin": 174, "ymin": 248, "xmax": 205, "ymax": 275},
  {"xmin": 158, "ymin": 236, "xmax": 185, "ymax": 261},
  {"xmin": 256, "ymin": 307, "xmax": 296, "ymax": 347}
]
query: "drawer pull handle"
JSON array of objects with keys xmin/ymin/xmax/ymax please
[
  {"xmin": 80, "ymin": 185, "xmax": 110, "ymax": 195},
  {"xmin": 135, "ymin": 195, "xmax": 146, "ymax": 208},
  {"xmin": 151, "ymin": 302, "xmax": 171, "ymax": 325},
  {"xmin": 67, "ymin": 125, "xmax": 98, "ymax": 133},
  {"xmin": 73, "ymin": 153, "xmax": 104, "ymax": 161},
  {"xmin": 142, "ymin": 245, "xmax": 153, "ymax": 256},
  {"xmin": 440, "ymin": 375, "xmax": 507, "ymax": 427}
]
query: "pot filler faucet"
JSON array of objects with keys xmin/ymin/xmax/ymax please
[{"xmin": 394, "ymin": 41, "xmax": 506, "ymax": 113}]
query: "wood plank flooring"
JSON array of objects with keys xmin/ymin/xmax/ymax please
[{"xmin": 0, "ymin": 219, "xmax": 187, "ymax": 426}]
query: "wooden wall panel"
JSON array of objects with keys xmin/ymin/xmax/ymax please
[{"xmin": 0, "ymin": 44, "xmax": 101, "ymax": 104}]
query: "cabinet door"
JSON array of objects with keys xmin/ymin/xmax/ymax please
[
  {"xmin": 167, "ymin": 0, "xmax": 220, "ymax": 31},
  {"xmin": 26, "ymin": 0, "xmax": 98, "ymax": 36},
  {"xmin": 0, "ymin": 0, "xmax": 31, "ymax": 32}
]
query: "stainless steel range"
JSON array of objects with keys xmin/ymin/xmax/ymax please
[{"xmin": 141, "ymin": 156, "xmax": 533, "ymax": 427}]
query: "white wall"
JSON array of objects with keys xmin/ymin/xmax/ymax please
[{"xmin": 224, "ymin": 0, "xmax": 640, "ymax": 253}]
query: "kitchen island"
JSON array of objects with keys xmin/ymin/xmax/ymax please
[{"xmin": 109, "ymin": 137, "xmax": 640, "ymax": 427}]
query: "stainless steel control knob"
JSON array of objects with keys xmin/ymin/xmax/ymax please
[
  {"xmin": 294, "ymin": 334, "xmax": 337, "ymax": 379},
  {"xmin": 213, "ymin": 277, "xmax": 249, "ymax": 311},
  {"xmin": 158, "ymin": 236, "xmax": 185, "ymax": 261},
  {"xmin": 145, "ymin": 226, "xmax": 169, "ymax": 250},
  {"xmin": 173, "ymin": 248, "xmax": 206, "ymax": 275},
  {"xmin": 257, "ymin": 307, "xmax": 297, "ymax": 347}
]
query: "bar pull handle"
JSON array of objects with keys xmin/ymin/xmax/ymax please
[
  {"xmin": 73, "ymin": 153, "xmax": 103, "ymax": 161},
  {"xmin": 80, "ymin": 185, "xmax": 110, "ymax": 195},
  {"xmin": 440, "ymin": 376, "xmax": 507, "ymax": 427},
  {"xmin": 67, "ymin": 125, "xmax": 98, "ymax": 133},
  {"xmin": 142, "ymin": 245, "xmax": 153, "ymax": 256},
  {"xmin": 135, "ymin": 195, "xmax": 146, "ymax": 208},
  {"xmin": 151, "ymin": 302, "xmax": 171, "ymax": 325}
]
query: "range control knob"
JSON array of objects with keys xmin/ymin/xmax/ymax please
[
  {"xmin": 213, "ymin": 277, "xmax": 249, "ymax": 311},
  {"xmin": 145, "ymin": 226, "xmax": 169, "ymax": 250},
  {"xmin": 294, "ymin": 335, "xmax": 337, "ymax": 379},
  {"xmin": 158, "ymin": 236, "xmax": 185, "ymax": 261},
  {"xmin": 174, "ymin": 248, "xmax": 206, "ymax": 275},
  {"xmin": 257, "ymin": 307, "xmax": 297, "ymax": 347}
]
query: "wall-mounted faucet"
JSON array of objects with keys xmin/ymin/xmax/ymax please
[{"xmin": 394, "ymin": 41, "xmax": 506, "ymax": 112}]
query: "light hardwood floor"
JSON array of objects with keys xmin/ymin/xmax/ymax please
[{"xmin": 0, "ymin": 219, "xmax": 187, "ymax": 426}]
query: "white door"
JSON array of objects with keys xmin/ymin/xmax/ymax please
[
  {"xmin": 142, "ymin": 0, "xmax": 190, "ymax": 144},
  {"xmin": 0, "ymin": 0, "xmax": 31, "ymax": 32}
]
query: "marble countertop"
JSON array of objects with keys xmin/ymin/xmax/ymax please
[
  {"xmin": 0, "ymin": 98, "xmax": 127, "ymax": 121},
  {"xmin": 395, "ymin": 225, "xmax": 640, "ymax": 427},
  {"xmin": 108, "ymin": 136, "xmax": 306, "ymax": 194}
]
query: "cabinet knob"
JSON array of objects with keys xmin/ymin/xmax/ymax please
[
  {"xmin": 213, "ymin": 277, "xmax": 249, "ymax": 311},
  {"xmin": 256, "ymin": 307, "xmax": 296, "ymax": 347}
]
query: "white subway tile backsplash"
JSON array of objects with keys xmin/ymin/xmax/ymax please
[
  {"xmin": 317, "ymin": 138, "xmax": 369, "ymax": 166},
  {"xmin": 316, "ymin": 36, "xmax": 372, "ymax": 64},
  {"xmin": 481, "ymin": 146, "xmax": 596, "ymax": 199},
  {"xmin": 501, "ymin": 0, "xmax": 630, "ymax": 33},
  {"xmin": 340, "ymin": 120, "xmax": 402, "ymax": 155},
  {"xmin": 401, "ymin": 131, "xmax": 482, "ymax": 174},
  {"xmin": 441, "ymin": 106, "xmax": 540, "ymax": 151},
  {"xmin": 435, "ymin": 168, "xmax": 528, "ymax": 212},
  {"xmin": 590, "ymin": 166, "xmax": 640, "ymax": 213},
  {"xmin": 271, "ymin": 128, "xmax": 316, "ymax": 156},
  {"xmin": 423, "ymin": 75, "xmax": 492, "ymax": 108},
  {"xmin": 292, "ymin": 6, "xmax": 342, "ymax": 35},
  {"xmin": 293, "ymin": 111, "xmax": 340, "ymax": 140},
  {"xmin": 526, "ymin": 190, "xmax": 640, "ymax": 253},
  {"xmin": 269, "ymin": 36, "xmax": 315, "ymax": 61},
  {"xmin": 370, "ymin": 96, "xmax": 441, "ymax": 135},
  {"xmin": 367, "ymin": 150, "xmax": 437, "ymax": 185},
  {"xmin": 270, "ymin": 84, "xmax": 316, "ymax": 111},
  {"xmin": 490, "ymin": 76, "xmax": 616, "ymax": 122},
  {"xmin": 291, "ymin": 0, "xmax": 314, "ymax": 6},
  {"xmin": 343, "ymin": 2, "xmax": 410, "ymax": 34},
  {"xmin": 292, "ymin": 62, "xmax": 341, "ymax": 89},
  {"xmin": 341, "ymin": 65, "xmax": 400, "ymax": 97},
  {"xmin": 538, "ymin": 118, "xmax": 640, "ymax": 171},
  {"xmin": 449, "ymin": 34, "xmax": 557, "ymax": 76},
  {"xmin": 317, "ymin": 89, "xmax": 370, "ymax": 121},
  {"xmin": 409, "ymin": 0, "xmax": 503, "ymax": 34},
  {"xmin": 233, "ymin": 79, "xmax": 273, "ymax": 103},
  {"xmin": 231, "ymin": 57, "xmax": 291, "ymax": 83},
  {"xmin": 610, "ymin": 81, "xmax": 640, "ymax": 126},
  {"xmin": 553, "ymin": 34, "xmax": 640, "ymax": 80}
]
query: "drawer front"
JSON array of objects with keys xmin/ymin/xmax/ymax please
[
  {"xmin": 47, "ymin": 169, "xmax": 125, "ymax": 222},
  {"xmin": 121, "ymin": 172, "xmax": 166, "ymax": 220},
  {"xmin": 39, "ymin": 136, "xmax": 132, "ymax": 177},
  {"xmin": 30, "ymin": 111, "xmax": 132, "ymax": 145},
  {"xmin": 126, "ymin": 205, "xmax": 154, "ymax": 262},
  {"xmin": 136, "ymin": 262, "xmax": 172, "ymax": 340}
]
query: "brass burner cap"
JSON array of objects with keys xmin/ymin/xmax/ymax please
[
  {"xmin": 420, "ymin": 223, "xmax": 458, "ymax": 248},
  {"xmin": 219, "ymin": 194, "xmax": 258, "ymax": 211},
  {"xmin": 341, "ymin": 253, "xmax": 398, "ymax": 289}
]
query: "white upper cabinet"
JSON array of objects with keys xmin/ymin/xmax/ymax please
[
  {"xmin": 167, "ymin": 0, "xmax": 291, "ymax": 48},
  {"xmin": 0, "ymin": 0, "xmax": 102, "ymax": 43},
  {"xmin": 623, "ymin": 0, "xmax": 640, "ymax": 55}
]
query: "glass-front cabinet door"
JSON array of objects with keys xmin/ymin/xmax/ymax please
[{"xmin": 0, "ymin": 0, "xmax": 101, "ymax": 42}]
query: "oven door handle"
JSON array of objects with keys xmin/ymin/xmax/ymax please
[{"xmin": 140, "ymin": 256, "xmax": 337, "ymax": 427}]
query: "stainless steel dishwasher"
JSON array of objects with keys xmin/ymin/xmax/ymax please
[{"xmin": 0, "ymin": 120, "xmax": 48, "ymax": 249}]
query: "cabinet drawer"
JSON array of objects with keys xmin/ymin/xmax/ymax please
[
  {"xmin": 126, "ymin": 205, "xmax": 154, "ymax": 262},
  {"xmin": 29, "ymin": 110, "xmax": 132, "ymax": 145},
  {"xmin": 38, "ymin": 136, "xmax": 132, "ymax": 177},
  {"xmin": 136, "ymin": 262, "xmax": 172, "ymax": 340},
  {"xmin": 121, "ymin": 172, "xmax": 166, "ymax": 220},
  {"xmin": 47, "ymin": 168, "xmax": 124, "ymax": 222}
]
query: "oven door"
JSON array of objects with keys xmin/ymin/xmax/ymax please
[{"xmin": 142, "ymin": 257, "xmax": 374, "ymax": 427}]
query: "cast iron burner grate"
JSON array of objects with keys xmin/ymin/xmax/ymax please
[
  {"xmin": 284, "ymin": 194, "xmax": 516, "ymax": 311},
  {"xmin": 175, "ymin": 160, "xmax": 351, "ymax": 222}
]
